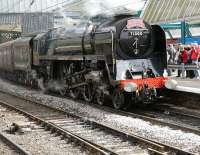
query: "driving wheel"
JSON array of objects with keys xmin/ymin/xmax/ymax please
[{"xmin": 82, "ymin": 84, "xmax": 93, "ymax": 102}]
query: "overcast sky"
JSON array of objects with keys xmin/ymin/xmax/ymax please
[{"xmin": 0, "ymin": 0, "xmax": 146, "ymax": 13}]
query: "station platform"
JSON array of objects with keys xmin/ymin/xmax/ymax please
[{"xmin": 165, "ymin": 78, "xmax": 200, "ymax": 94}]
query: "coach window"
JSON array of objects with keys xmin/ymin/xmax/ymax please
[
  {"xmin": 33, "ymin": 40, "xmax": 39, "ymax": 53},
  {"xmin": 21, "ymin": 47, "xmax": 23, "ymax": 63},
  {"xmin": 24, "ymin": 47, "xmax": 28, "ymax": 62},
  {"xmin": 47, "ymin": 39, "xmax": 57, "ymax": 54},
  {"xmin": 22, "ymin": 47, "xmax": 25, "ymax": 62},
  {"xmin": 26, "ymin": 47, "xmax": 29, "ymax": 62},
  {"xmin": 24, "ymin": 47, "xmax": 27, "ymax": 63},
  {"xmin": 39, "ymin": 39, "xmax": 45, "ymax": 54}
]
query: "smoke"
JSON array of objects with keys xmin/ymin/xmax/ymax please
[
  {"xmin": 37, "ymin": 78, "xmax": 65, "ymax": 94},
  {"xmin": 52, "ymin": 0, "xmax": 146, "ymax": 36},
  {"xmin": 55, "ymin": 6, "xmax": 81, "ymax": 28},
  {"xmin": 47, "ymin": 80, "xmax": 65, "ymax": 91},
  {"xmin": 31, "ymin": 70, "xmax": 64, "ymax": 94},
  {"xmin": 83, "ymin": 0, "xmax": 112, "ymax": 17},
  {"xmin": 83, "ymin": 0, "xmax": 145, "ymax": 17},
  {"xmin": 53, "ymin": 5, "xmax": 87, "ymax": 38},
  {"xmin": 51, "ymin": 1, "xmax": 145, "ymax": 38},
  {"xmin": 37, "ymin": 78, "xmax": 46, "ymax": 92}
]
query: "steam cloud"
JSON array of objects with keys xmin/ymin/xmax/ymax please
[
  {"xmin": 83, "ymin": 0, "xmax": 145, "ymax": 17},
  {"xmin": 53, "ymin": 0, "xmax": 146, "ymax": 36}
]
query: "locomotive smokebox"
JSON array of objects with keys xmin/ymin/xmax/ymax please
[{"xmin": 119, "ymin": 19, "xmax": 151, "ymax": 58}]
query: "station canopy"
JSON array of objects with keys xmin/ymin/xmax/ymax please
[{"xmin": 141, "ymin": 0, "xmax": 200, "ymax": 24}]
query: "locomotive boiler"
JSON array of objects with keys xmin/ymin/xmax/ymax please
[{"xmin": 0, "ymin": 15, "xmax": 167, "ymax": 109}]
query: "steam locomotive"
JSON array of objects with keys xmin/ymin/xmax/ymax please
[{"xmin": 0, "ymin": 15, "xmax": 167, "ymax": 109}]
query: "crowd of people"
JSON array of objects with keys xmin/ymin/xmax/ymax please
[
  {"xmin": 167, "ymin": 44, "xmax": 200, "ymax": 65},
  {"xmin": 167, "ymin": 43, "xmax": 200, "ymax": 78}
]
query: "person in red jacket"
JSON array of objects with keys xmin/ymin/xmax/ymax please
[
  {"xmin": 180, "ymin": 48, "xmax": 188, "ymax": 78},
  {"xmin": 191, "ymin": 46, "xmax": 199, "ymax": 78},
  {"xmin": 197, "ymin": 45, "xmax": 200, "ymax": 79},
  {"xmin": 191, "ymin": 46, "xmax": 198, "ymax": 64},
  {"xmin": 197, "ymin": 46, "xmax": 200, "ymax": 62},
  {"xmin": 182, "ymin": 48, "xmax": 188, "ymax": 64}
]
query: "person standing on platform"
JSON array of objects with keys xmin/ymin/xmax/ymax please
[
  {"xmin": 191, "ymin": 46, "xmax": 199, "ymax": 78},
  {"xmin": 197, "ymin": 45, "xmax": 200, "ymax": 79},
  {"xmin": 191, "ymin": 46, "xmax": 198, "ymax": 64},
  {"xmin": 187, "ymin": 45, "xmax": 192, "ymax": 64},
  {"xmin": 197, "ymin": 45, "xmax": 200, "ymax": 63},
  {"xmin": 182, "ymin": 47, "xmax": 188, "ymax": 64},
  {"xmin": 180, "ymin": 47, "xmax": 188, "ymax": 78},
  {"xmin": 175, "ymin": 45, "xmax": 182, "ymax": 64},
  {"xmin": 167, "ymin": 44, "xmax": 176, "ymax": 64}
]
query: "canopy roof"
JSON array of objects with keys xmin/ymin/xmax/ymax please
[
  {"xmin": 141, "ymin": 0, "xmax": 200, "ymax": 24},
  {"xmin": 0, "ymin": 24, "xmax": 21, "ymax": 32}
]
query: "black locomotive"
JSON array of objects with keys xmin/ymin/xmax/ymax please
[{"xmin": 0, "ymin": 15, "xmax": 167, "ymax": 109}]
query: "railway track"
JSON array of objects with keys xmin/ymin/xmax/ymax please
[
  {"xmin": 81, "ymin": 98, "xmax": 200, "ymax": 136},
  {"xmin": 128, "ymin": 104, "xmax": 200, "ymax": 136},
  {"xmin": 0, "ymin": 92, "xmax": 163, "ymax": 155},
  {"xmin": 0, "ymin": 90, "xmax": 195, "ymax": 155},
  {"xmin": 46, "ymin": 89, "xmax": 200, "ymax": 137},
  {"xmin": 51, "ymin": 93, "xmax": 200, "ymax": 136},
  {"xmin": 0, "ymin": 131, "xmax": 30, "ymax": 155},
  {"xmin": 0, "ymin": 103, "xmax": 91, "ymax": 155}
]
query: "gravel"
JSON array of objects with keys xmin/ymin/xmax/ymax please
[
  {"xmin": 0, "ymin": 104, "xmax": 87, "ymax": 155},
  {"xmin": 0, "ymin": 139, "xmax": 19, "ymax": 155},
  {"xmin": 0, "ymin": 78, "xmax": 200, "ymax": 154}
]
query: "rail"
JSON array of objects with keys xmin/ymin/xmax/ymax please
[{"xmin": 0, "ymin": 131, "xmax": 31, "ymax": 155}]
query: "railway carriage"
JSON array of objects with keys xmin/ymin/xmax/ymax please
[
  {"xmin": 0, "ymin": 41, "xmax": 14, "ymax": 72},
  {"xmin": 0, "ymin": 15, "xmax": 167, "ymax": 109}
]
